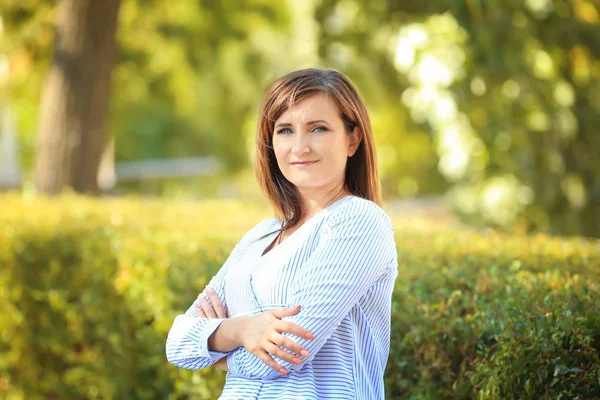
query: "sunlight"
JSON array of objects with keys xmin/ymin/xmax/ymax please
[
  {"xmin": 394, "ymin": 41, "xmax": 415, "ymax": 71},
  {"xmin": 405, "ymin": 25, "xmax": 429, "ymax": 47},
  {"xmin": 433, "ymin": 93, "xmax": 458, "ymax": 122},
  {"xmin": 480, "ymin": 175, "xmax": 531, "ymax": 226},
  {"xmin": 470, "ymin": 77, "xmax": 486, "ymax": 96},
  {"xmin": 415, "ymin": 55, "xmax": 453, "ymax": 87},
  {"xmin": 439, "ymin": 149, "xmax": 469, "ymax": 180},
  {"xmin": 553, "ymin": 81, "xmax": 575, "ymax": 107},
  {"xmin": 532, "ymin": 49, "xmax": 555, "ymax": 79},
  {"xmin": 394, "ymin": 25, "xmax": 429, "ymax": 72},
  {"xmin": 437, "ymin": 125, "xmax": 471, "ymax": 180},
  {"xmin": 561, "ymin": 174, "xmax": 587, "ymax": 209},
  {"xmin": 0, "ymin": 55, "xmax": 8, "ymax": 85},
  {"xmin": 526, "ymin": 110, "xmax": 550, "ymax": 131},
  {"xmin": 392, "ymin": 13, "xmax": 475, "ymax": 183},
  {"xmin": 525, "ymin": 0, "xmax": 554, "ymax": 17},
  {"xmin": 502, "ymin": 79, "xmax": 520, "ymax": 99}
]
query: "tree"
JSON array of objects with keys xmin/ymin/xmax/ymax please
[{"xmin": 33, "ymin": 0, "xmax": 121, "ymax": 195}]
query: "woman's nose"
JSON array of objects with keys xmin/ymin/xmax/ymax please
[{"xmin": 291, "ymin": 131, "xmax": 310, "ymax": 155}]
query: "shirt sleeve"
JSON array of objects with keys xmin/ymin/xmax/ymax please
[
  {"xmin": 226, "ymin": 205, "xmax": 398, "ymax": 380},
  {"xmin": 165, "ymin": 250, "xmax": 236, "ymax": 369},
  {"xmin": 166, "ymin": 220, "xmax": 273, "ymax": 370}
]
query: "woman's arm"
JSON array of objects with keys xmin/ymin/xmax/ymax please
[
  {"xmin": 165, "ymin": 236, "xmax": 245, "ymax": 369},
  {"xmin": 214, "ymin": 357, "xmax": 229, "ymax": 372},
  {"xmin": 192, "ymin": 289, "xmax": 231, "ymax": 372},
  {"xmin": 166, "ymin": 219, "xmax": 305, "ymax": 371},
  {"xmin": 198, "ymin": 292, "xmax": 314, "ymax": 373},
  {"xmin": 190, "ymin": 288, "xmax": 306, "ymax": 373},
  {"xmin": 226, "ymin": 205, "xmax": 398, "ymax": 380},
  {"xmin": 192, "ymin": 286, "xmax": 244, "ymax": 353},
  {"xmin": 210, "ymin": 306, "xmax": 313, "ymax": 374}
]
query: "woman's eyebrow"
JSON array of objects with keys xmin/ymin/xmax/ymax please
[
  {"xmin": 306, "ymin": 120, "xmax": 330, "ymax": 126},
  {"xmin": 274, "ymin": 122, "xmax": 292, "ymax": 129},
  {"xmin": 274, "ymin": 120, "xmax": 331, "ymax": 129}
]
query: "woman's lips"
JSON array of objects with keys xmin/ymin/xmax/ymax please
[{"xmin": 291, "ymin": 161, "xmax": 319, "ymax": 168}]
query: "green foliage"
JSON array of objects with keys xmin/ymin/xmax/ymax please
[
  {"xmin": 0, "ymin": 193, "xmax": 261, "ymax": 399},
  {"xmin": 1, "ymin": 193, "xmax": 598, "ymax": 399},
  {"xmin": 0, "ymin": 0, "xmax": 55, "ymax": 169},
  {"xmin": 387, "ymin": 221, "xmax": 600, "ymax": 399},
  {"xmin": 315, "ymin": 0, "xmax": 600, "ymax": 237},
  {"xmin": 111, "ymin": 0, "xmax": 293, "ymax": 172},
  {"xmin": 1, "ymin": 0, "xmax": 292, "ymax": 173},
  {"xmin": 2, "ymin": 0, "xmax": 600, "ymax": 236}
]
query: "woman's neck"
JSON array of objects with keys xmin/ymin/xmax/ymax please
[{"xmin": 295, "ymin": 186, "xmax": 351, "ymax": 225}]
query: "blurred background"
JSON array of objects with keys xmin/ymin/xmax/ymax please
[
  {"xmin": 1, "ymin": 2, "xmax": 600, "ymax": 399},
  {"xmin": 1, "ymin": 0, "xmax": 598, "ymax": 237}
]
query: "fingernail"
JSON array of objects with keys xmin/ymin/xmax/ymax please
[
  {"xmin": 305, "ymin": 333, "xmax": 314, "ymax": 339},
  {"xmin": 207, "ymin": 287, "xmax": 214, "ymax": 292},
  {"xmin": 300, "ymin": 350, "xmax": 309, "ymax": 357},
  {"xmin": 294, "ymin": 304, "xmax": 301, "ymax": 308},
  {"xmin": 292, "ymin": 357, "xmax": 301, "ymax": 364},
  {"xmin": 280, "ymin": 368, "xmax": 287, "ymax": 375}
]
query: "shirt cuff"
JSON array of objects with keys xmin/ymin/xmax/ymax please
[
  {"xmin": 198, "ymin": 318, "xmax": 229, "ymax": 362},
  {"xmin": 225, "ymin": 349, "xmax": 242, "ymax": 376}
]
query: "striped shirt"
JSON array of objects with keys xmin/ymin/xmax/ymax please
[{"xmin": 166, "ymin": 195, "xmax": 398, "ymax": 399}]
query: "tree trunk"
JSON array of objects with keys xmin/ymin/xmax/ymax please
[{"xmin": 34, "ymin": 0, "xmax": 121, "ymax": 195}]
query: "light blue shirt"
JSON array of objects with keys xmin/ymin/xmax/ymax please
[{"xmin": 166, "ymin": 195, "xmax": 398, "ymax": 399}]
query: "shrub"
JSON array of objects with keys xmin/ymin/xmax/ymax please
[
  {"xmin": 0, "ymin": 193, "xmax": 598, "ymax": 399},
  {"xmin": 386, "ymin": 221, "xmax": 600, "ymax": 399}
]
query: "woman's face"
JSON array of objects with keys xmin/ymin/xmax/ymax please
[{"xmin": 272, "ymin": 92, "xmax": 359, "ymax": 195}]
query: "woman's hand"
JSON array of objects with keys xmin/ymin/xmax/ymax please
[
  {"xmin": 241, "ymin": 305, "xmax": 314, "ymax": 375},
  {"xmin": 195, "ymin": 287, "xmax": 229, "ymax": 318},
  {"xmin": 196, "ymin": 288, "xmax": 314, "ymax": 374},
  {"xmin": 195, "ymin": 287, "xmax": 230, "ymax": 372}
]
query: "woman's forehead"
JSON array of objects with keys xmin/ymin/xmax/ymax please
[{"xmin": 275, "ymin": 93, "xmax": 340, "ymax": 124}]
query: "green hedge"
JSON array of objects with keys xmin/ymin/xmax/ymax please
[{"xmin": 0, "ymin": 193, "xmax": 598, "ymax": 399}]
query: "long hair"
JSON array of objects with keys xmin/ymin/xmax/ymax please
[{"xmin": 254, "ymin": 68, "xmax": 381, "ymax": 235}]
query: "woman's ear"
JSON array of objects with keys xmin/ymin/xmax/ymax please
[{"xmin": 348, "ymin": 128, "xmax": 362, "ymax": 157}]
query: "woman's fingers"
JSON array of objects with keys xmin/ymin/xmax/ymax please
[
  {"xmin": 206, "ymin": 287, "xmax": 227, "ymax": 318},
  {"xmin": 195, "ymin": 287, "xmax": 228, "ymax": 320},
  {"xmin": 241, "ymin": 308, "xmax": 313, "ymax": 375},
  {"xmin": 272, "ymin": 305, "xmax": 302, "ymax": 319},
  {"xmin": 272, "ymin": 334, "xmax": 310, "ymax": 358},
  {"xmin": 276, "ymin": 320, "xmax": 314, "ymax": 340},
  {"xmin": 265, "ymin": 340, "xmax": 302, "ymax": 365},
  {"xmin": 270, "ymin": 306, "xmax": 314, "ymax": 340},
  {"xmin": 194, "ymin": 302, "xmax": 206, "ymax": 318},
  {"xmin": 198, "ymin": 295, "xmax": 217, "ymax": 318},
  {"xmin": 256, "ymin": 349, "xmax": 288, "ymax": 375}
]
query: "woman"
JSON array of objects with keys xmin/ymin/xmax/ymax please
[{"xmin": 166, "ymin": 68, "xmax": 398, "ymax": 399}]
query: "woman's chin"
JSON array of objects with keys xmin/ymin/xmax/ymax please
[{"xmin": 290, "ymin": 182, "xmax": 330, "ymax": 192}]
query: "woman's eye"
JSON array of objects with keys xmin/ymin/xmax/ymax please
[{"xmin": 276, "ymin": 126, "xmax": 327, "ymax": 134}]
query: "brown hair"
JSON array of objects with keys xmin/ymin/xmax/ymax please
[{"xmin": 254, "ymin": 68, "xmax": 381, "ymax": 234}]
